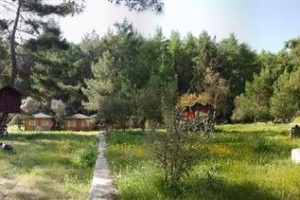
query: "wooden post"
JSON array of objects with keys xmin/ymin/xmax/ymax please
[{"xmin": 0, "ymin": 113, "xmax": 8, "ymax": 137}]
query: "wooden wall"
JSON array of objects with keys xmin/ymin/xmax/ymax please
[
  {"xmin": 64, "ymin": 119, "xmax": 94, "ymax": 131},
  {"xmin": 24, "ymin": 118, "xmax": 55, "ymax": 131}
]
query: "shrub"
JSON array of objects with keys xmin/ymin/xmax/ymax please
[{"xmin": 150, "ymin": 107, "xmax": 206, "ymax": 192}]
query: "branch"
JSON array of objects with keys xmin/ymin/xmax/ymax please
[
  {"xmin": 16, "ymin": 28, "xmax": 38, "ymax": 37},
  {"xmin": 108, "ymin": 0, "xmax": 164, "ymax": 13},
  {"xmin": 0, "ymin": 0, "xmax": 17, "ymax": 9},
  {"xmin": 0, "ymin": 1, "xmax": 16, "ymax": 14}
]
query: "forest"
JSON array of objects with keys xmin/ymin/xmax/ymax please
[
  {"xmin": 3, "ymin": 1, "xmax": 300, "ymax": 200},
  {"xmin": 1, "ymin": 1, "xmax": 300, "ymax": 125}
]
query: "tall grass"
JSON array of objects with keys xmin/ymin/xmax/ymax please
[
  {"xmin": 106, "ymin": 124, "xmax": 300, "ymax": 200},
  {"xmin": 0, "ymin": 127, "xmax": 98, "ymax": 199}
]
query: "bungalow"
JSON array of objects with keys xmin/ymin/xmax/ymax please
[
  {"xmin": 24, "ymin": 113, "xmax": 55, "ymax": 131},
  {"xmin": 64, "ymin": 114, "xmax": 94, "ymax": 131}
]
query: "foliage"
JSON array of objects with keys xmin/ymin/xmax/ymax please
[
  {"xmin": 83, "ymin": 48, "xmax": 131, "ymax": 126},
  {"xmin": 50, "ymin": 99, "xmax": 66, "ymax": 129},
  {"xmin": 178, "ymin": 93, "xmax": 204, "ymax": 107},
  {"xmin": 108, "ymin": 0, "xmax": 164, "ymax": 13},
  {"xmin": 137, "ymin": 75, "xmax": 163, "ymax": 123},
  {"xmin": 20, "ymin": 96, "xmax": 41, "ymax": 115},
  {"xmin": 270, "ymin": 70, "xmax": 298, "ymax": 121},
  {"xmin": 80, "ymin": 26, "xmax": 300, "ymax": 125},
  {"xmin": 4, "ymin": 13, "xmax": 300, "ymax": 123},
  {"xmin": 191, "ymin": 31, "xmax": 218, "ymax": 93},
  {"xmin": 0, "ymin": 0, "xmax": 84, "ymax": 84},
  {"xmin": 1, "ymin": 0, "xmax": 162, "ymax": 85},
  {"xmin": 151, "ymin": 78, "xmax": 204, "ymax": 192},
  {"xmin": 236, "ymin": 68, "xmax": 274, "ymax": 122},
  {"xmin": 106, "ymin": 123, "xmax": 300, "ymax": 200},
  {"xmin": 150, "ymin": 126, "xmax": 204, "ymax": 191},
  {"xmin": 231, "ymin": 94, "xmax": 248, "ymax": 122},
  {"xmin": 0, "ymin": 39, "xmax": 10, "ymax": 80},
  {"xmin": 200, "ymin": 68, "xmax": 230, "ymax": 117},
  {"xmin": 218, "ymin": 34, "xmax": 260, "ymax": 97}
]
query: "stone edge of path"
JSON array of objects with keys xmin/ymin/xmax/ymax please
[{"xmin": 90, "ymin": 130, "xmax": 118, "ymax": 200}]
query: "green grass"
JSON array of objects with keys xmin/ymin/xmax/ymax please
[
  {"xmin": 0, "ymin": 126, "xmax": 98, "ymax": 199},
  {"xmin": 106, "ymin": 123, "xmax": 300, "ymax": 200}
]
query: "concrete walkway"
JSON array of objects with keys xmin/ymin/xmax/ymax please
[{"xmin": 90, "ymin": 131, "xmax": 118, "ymax": 200}]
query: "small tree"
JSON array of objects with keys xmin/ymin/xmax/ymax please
[
  {"xmin": 150, "ymin": 80, "xmax": 205, "ymax": 193},
  {"xmin": 50, "ymin": 99, "xmax": 66, "ymax": 129},
  {"xmin": 151, "ymin": 109, "xmax": 204, "ymax": 191},
  {"xmin": 231, "ymin": 95, "xmax": 249, "ymax": 122},
  {"xmin": 21, "ymin": 97, "xmax": 41, "ymax": 115},
  {"xmin": 270, "ymin": 90, "xmax": 298, "ymax": 122},
  {"xmin": 201, "ymin": 68, "xmax": 230, "ymax": 119},
  {"xmin": 270, "ymin": 70, "xmax": 298, "ymax": 122},
  {"xmin": 238, "ymin": 68, "xmax": 273, "ymax": 122},
  {"xmin": 137, "ymin": 75, "xmax": 162, "ymax": 131}
]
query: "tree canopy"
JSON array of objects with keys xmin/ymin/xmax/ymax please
[{"xmin": 2, "ymin": 1, "xmax": 300, "ymax": 124}]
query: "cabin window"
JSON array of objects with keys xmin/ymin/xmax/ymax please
[
  {"xmin": 82, "ymin": 120, "xmax": 88, "ymax": 128},
  {"xmin": 29, "ymin": 119, "xmax": 35, "ymax": 127},
  {"xmin": 41, "ymin": 120, "xmax": 49, "ymax": 128},
  {"xmin": 67, "ymin": 120, "xmax": 76, "ymax": 128}
]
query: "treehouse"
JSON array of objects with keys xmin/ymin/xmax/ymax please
[
  {"xmin": 0, "ymin": 86, "xmax": 22, "ymax": 136},
  {"xmin": 181, "ymin": 102, "xmax": 215, "ymax": 132}
]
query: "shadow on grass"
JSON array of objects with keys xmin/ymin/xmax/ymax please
[
  {"xmin": 215, "ymin": 128, "xmax": 289, "ymax": 137},
  {"xmin": 107, "ymin": 130, "xmax": 145, "ymax": 145},
  {"xmin": 0, "ymin": 132, "xmax": 98, "ymax": 173},
  {"xmin": 2, "ymin": 132, "xmax": 97, "ymax": 142},
  {"xmin": 183, "ymin": 175, "xmax": 279, "ymax": 200},
  {"xmin": 207, "ymin": 128, "xmax": 299, "ymax": 161},
  {"xmin": 118, "ymin": 174, "xmax": 280, "ymax": 200}
]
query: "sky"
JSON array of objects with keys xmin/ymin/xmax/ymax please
[{"xmin": 58, "ymin": 0, "xmax": 300, "ymax": 53}]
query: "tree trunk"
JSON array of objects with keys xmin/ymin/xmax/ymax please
[
  {"xmin": 9, "ymin": 0, "xmax": 22, "ymax": 85},
  {"xmin": 122, "ymin": 118, "xmax": 126, "ymax": 132}
]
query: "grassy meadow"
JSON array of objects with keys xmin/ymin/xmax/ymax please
[
  {"xmin": 105, "ymin": 123, "xmax": 300, "ymax": 200},
  {"xmin": 0, "ymin": 126, "xmax": 98, "ymax": 199}
]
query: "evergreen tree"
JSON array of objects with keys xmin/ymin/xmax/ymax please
[
  {"xmin": 191, "ymin": 31, "xmax": 218, "ymax": 93},
  {"xmin": 238, "ymin": 68, "xmax": 273, "ymax": 122},
  {"xmin": 270, "ymin": 71, "xmax": 298, "ymax": 121},
  {"xmin": 218, "ymin": 34, "xmax": 260, "ymax": 118},
  {"xmin": 0, "ymin": 0, "xmax": 83, "ymax": 85}
]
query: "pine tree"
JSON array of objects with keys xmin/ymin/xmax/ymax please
[
  {"xmin": 270, "ymin": 70, "xmax": 299, "ymax": 121},
  {"xmin": 239, "ymin": 68, "xmax": 273, "ymax": 122},
  {"xmin": 0, "ymin": 0, "xmax": 83, "ymax": 85}
]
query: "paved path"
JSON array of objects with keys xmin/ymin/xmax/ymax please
[{"xmin": 90, "ymin": 131, "xmax": 117, "ymax": 200}]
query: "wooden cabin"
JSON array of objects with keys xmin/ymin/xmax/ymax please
[
  {"xmin": 0, "ymin": 86, "xmax": 22, "ymax": 136},
  {"xmin": 64, "ymin": 114, "xmax": 94, "ymax": 131},
  {"xmin": 0, "ymin": 86, "xmax": 22, "ymax": 113},
  {"xmin": 24, "ymin": 113, "xmax": 55, "ymax": 131}
]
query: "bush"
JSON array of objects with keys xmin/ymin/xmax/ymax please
[{"xmin": 150, "ymin": 108, "xmax": 206, "ymax": 192}]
